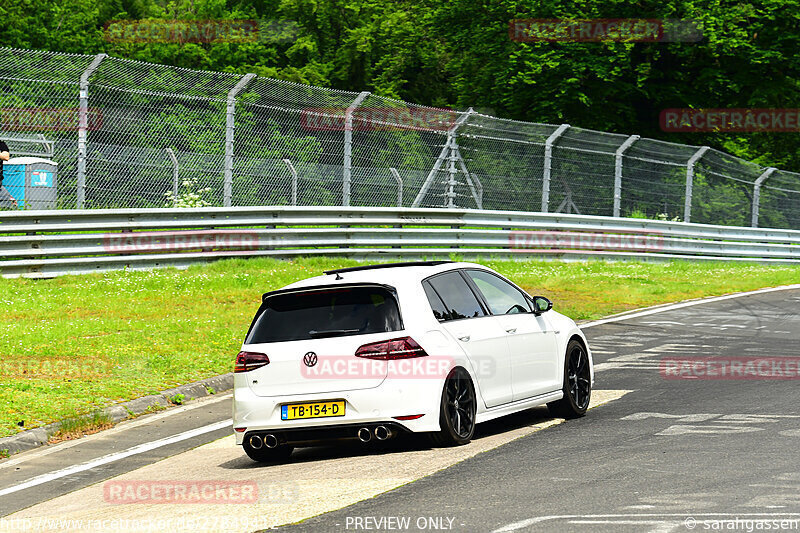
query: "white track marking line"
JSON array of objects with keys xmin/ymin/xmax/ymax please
[
  {"xmin": 581, "ymin": 284, "xmax": 800, "ymax": 329},
  {"xmin": 0, "ymin": 419, "xmax": 231, "ymax": 498}
]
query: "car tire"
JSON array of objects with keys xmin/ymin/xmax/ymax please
[
  {"xmin": 429, "ymin": 367, "xmax": 477, "ymax": 447},
  {"xmin": 242, "ymin": 439, "xmax": 294, "ymax": 463},
  {"xmin": 548, "ymin": 339, "xmax": 591, "ymax": 419}
]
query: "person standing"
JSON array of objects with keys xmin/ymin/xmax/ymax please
[{"xmin": 0, "ymin": 139, "xmax": 16, "ymax": 209}]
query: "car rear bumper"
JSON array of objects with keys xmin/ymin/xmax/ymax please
[{"xmin": 232, "ymin": 375, "xmax": 443, "ymax": 445}]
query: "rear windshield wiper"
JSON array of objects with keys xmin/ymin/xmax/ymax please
[{"xmin": 308, "ymin": 328, "xmax": 361, "ymax": 339}]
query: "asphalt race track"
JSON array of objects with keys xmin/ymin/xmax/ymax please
[{"xmin": 2, "ymin": 286, "xmax": 799, "ymax": 533}]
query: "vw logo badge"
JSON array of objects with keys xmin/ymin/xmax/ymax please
[{"xmin": 303, "ymin": 352, "xmax": 318, "ymax": 367}]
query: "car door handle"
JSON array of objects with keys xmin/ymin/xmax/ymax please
[
  {"xmin": 458, "ymin": 335, "xmax": 470, "ymax": 342},
  {"xmin": 506, "ymin": 328, "xmax": 516, "ymax": 334}
]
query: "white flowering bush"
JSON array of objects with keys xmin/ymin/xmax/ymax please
[
  {"xmin": 630, "ymin": 209, "xmax": 681, "ymax": 222},
  {"xmin": 165, "ymin": 178, "xmax": 212, "ymax": 208}
]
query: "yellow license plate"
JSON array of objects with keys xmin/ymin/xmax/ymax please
[{"xmin": 281, "ymin": 400, "xmax": 345, "ymax": 420}]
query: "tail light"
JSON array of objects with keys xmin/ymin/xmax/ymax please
[
  {"xmin": 235, "ymin": 351, "xmax": 269, "ymax": 373},
  {"xmin": 355, "ymin": 337, "xmax": 428, "ymax": 360}
]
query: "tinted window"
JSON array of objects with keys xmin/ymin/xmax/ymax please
[
  {"xmin": 246, "ymin": 286, "xmax": 402, "ymax": 343},
  {"xmin": 427, "ymin": 272, "xmax": 486, "ymax": 321},
  {"xmin": 466, "ymin": 270, "xmax": 531, "ymax": 315},
  {"xmin": 423, "ymin": 281, "xmax": 450, "ymax": 321}
]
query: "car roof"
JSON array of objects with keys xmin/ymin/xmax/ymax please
[{"xmin": 276, "ymin": 261, "xmax": 494, "ymax": 293}]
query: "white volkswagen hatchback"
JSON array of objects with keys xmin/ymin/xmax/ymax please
[{"xmin": 233, "ymin": 261, "xmax": 593, "ymax": 462}]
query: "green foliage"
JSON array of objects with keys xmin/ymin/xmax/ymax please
[{"xmin": 169, "ymin": 393, "xmax": 185, "ymax": 405}]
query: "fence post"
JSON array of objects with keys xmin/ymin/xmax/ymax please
[
  {"xmin": 412, "ymin": 108, "xmax": 474, "ymax": 207},
  {"xmin": 541, "ymin": 124, "xmax": 570, "ymax": 213},
  {"xmin": 283, "ymin": 159, "xmax": 298, "ymax": 206},
  {"xmin": 684, "ymin": 146, "xmax": 710, "ymax": 223},
  {"xmin": 343, "ymin": 91, "xmax": 370, "ymax": 206},
  {"xmin": 389, "ymin": 168, "xmax": 403, "ymax": 207},
  {"xmin": 224, "ymin": 73, "xmax": 256, "ymax": 208},
  {"xmin": 165, "ymin": 148, "xmax": 179, "ymax": 206},
  {"xmin": 446, "ymin": 136, "xmax": 460, "ymax": 208},
  {"xmin": 752, "ymin": 167, "xmax": 777, "ymax": 228},
  {"xmin": 613, "ymin": 135, "xmax": 639, "ymax": 217},
  {"xmin": 76, "ymin": 53, "xmax": 106, "ymax": 209}
]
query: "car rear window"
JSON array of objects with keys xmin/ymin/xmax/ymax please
[{"xmin": 246, "ymin": 286, "xmax": 402, "ymax": 344}]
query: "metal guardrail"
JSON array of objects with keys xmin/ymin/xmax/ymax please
[{"xmin": 1, "ymin": 206, "xmax": 799, "ymax": 278}]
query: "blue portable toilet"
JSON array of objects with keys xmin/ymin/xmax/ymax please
[{"xmin": 3, "ymin": 157, "xmax": 58, "ymax": 209}]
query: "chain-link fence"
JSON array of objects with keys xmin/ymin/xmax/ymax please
[{"xmin": 1, "ymin": 46, "xmax": 799, "ymax": 229}]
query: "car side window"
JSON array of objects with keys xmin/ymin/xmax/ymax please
[
  {"xmin": 465, "ymin": 270, "xmax": 532, "ymax": 315},
  {"xmin": 426, "ymin": 272, "xmax": 487, "ymax": 321},
  {"xmin": 422, "ymin": 281, "xmax": 450, "ymax": 321}
]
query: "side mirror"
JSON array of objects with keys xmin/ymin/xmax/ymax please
[{"xmin": 532, "ymin": 296, "xmax": 553, "ymax": 315}]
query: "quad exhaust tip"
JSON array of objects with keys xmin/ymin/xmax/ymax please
[
  {"xmin": 249, "ymin": 435, "xmax": 263, "ymax": 450},
  {"xmin": 374, "ymin": 426, "xmax": 392, "ymax": 441},
  {"xmin": 357, "ymin": 427, "xmax": 372, "ymax": 442},
  {"xmin": 255, "ymin": 428, "xmax": 391, "ymax": 447}
]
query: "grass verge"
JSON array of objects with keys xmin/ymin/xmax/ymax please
[
  {"xmin": 48, "ymin": 412, "xmax": 114, "ymax": 444},
  {"xmin": 0, "ymin": 257, "xmax": 798, "ymax": 438}
]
